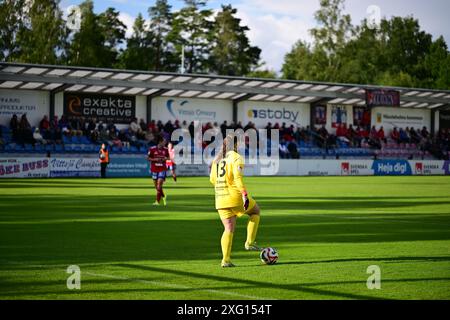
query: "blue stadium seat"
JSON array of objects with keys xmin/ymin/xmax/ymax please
[
  {"xmin": 73, "ymin": 145, "xmax": 83, "ymax": 153},
  {"xmin": 34, "ymin": 144, "xmax": 44, "ymax": 152},
  {"xmin": 24, "ymin": 144, "xmax": 34, "ymax": 152},
  {"xmin": 62, "ymin": 135, "xmax": 72, "ymax": 144},
  {"xmin": 80, "ymin": 136, "xmax": 90, "ymax": 144},
  {"xmin": 54, "ymin": 144, "xmax": 63, "ymax": 153},
  {"xmin": 14, "ymin": 144, "xmax": 24, "ymax": 152},
  {"xmin": 72, "ymin": 136, "xmax": 81, "ymax": 144},
  {"xmin": 5, "ymin": 144, "xmax": 14, "ymax": 152},
  {"xmin": 139, "ymin": 146, "xmax": 148, "ymax": 154},
  {"xmin": 130, "ymin": 146, "xmax": 138, "ymax": 153},
  {"xmin": 112, "ymin": 146, "xmax": 121, "ymax": 153}
]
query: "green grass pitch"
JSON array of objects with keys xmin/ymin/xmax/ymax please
[{"xmin": 0, "ymin": 176, "xmax": 449, "ymax": 300}]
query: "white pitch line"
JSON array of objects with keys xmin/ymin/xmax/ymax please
[{"xmin": 4, "ymin": 261, "xmax": 275, "ymax": 300}]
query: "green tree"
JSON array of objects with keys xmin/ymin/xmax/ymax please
[
  {"xmin": 282, "ymin": 40, "xmax": 329, "ymax": 81},
  {"xmin": 309, "ymin": 0, "xmax": 352, "ymax": 81},
  {"xmin": 336, "ymin": 20, "xmax": 383, "ymax": 84},
  {"xmin": 98, "ymin": 7, "xmax": 126, "ymax": 67},
  {"xmin": 67, "ymin": 0, "xmax": 106, "ymax": 67},
  {"xmin": 170, "ymin": 0, "xmax": 213, "ymax": 73},
  {"xmin": 282, "ymin": 0, "xmax": 450, "ymax": 90},
  {"xmin": 0, "ymin": 0, "xmax": 26, "ymax": 61},
  {"xmin": 283, "ymin": 0, "xmax": 352, "ymax": 82},
  {"xmin": 419, "ymin": 36, "xmax": 450, "ymax": 89},
  {"xmin": 209, "ymin": 5, "xmax": 261, "ymax": 76},
  {"xmin": 118, "ymin": 13, "xmax": 153, "ymax": 70},
  {"xmin": 13, "ymin": 0, "xmax": 67, "ymax": 64},
  {"xmin": 148, "ymin": 0, "xmax": 177, "ymax": 71},
  {"xmin": 67, "ymin": 1, "xmax": 126, "ymax": 68},
  {"xmin": 247, "ymin": 69, "xmax": 278, "ymax": 79},
  {"xmin": 379, "ymin": 16, "xmax": 432, "ymax": 82},
  {"xmin": 282, "ymin": 41, "xmax": 312, "ymax": 80}
]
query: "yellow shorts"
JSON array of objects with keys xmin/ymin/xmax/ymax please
[{"xmin": 217, "ymin": 197, "xmax": 257, "ymax": 220}]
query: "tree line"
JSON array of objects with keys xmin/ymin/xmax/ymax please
[
  {"xmin": 282, "ymin": 0, "xmax": 450, "ymax": 90},
  {"xmin": 0, "ymin": 0, "xmax": 262, "ymax": 76},
  {"xmin": 0, "ymin": 0, "xmax": 448, "ymax": 89}
]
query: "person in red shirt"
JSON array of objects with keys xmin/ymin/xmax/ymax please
[
  {"xmin": 336, "ymin": 123, "xmax": 343, "ymax": 137},
  {"xmin": 377, "ymin": 126, "xmax": 387, "ymax": 143},
  {"xmin": 391, "ymin": 128, "xmax": 400, "ymax": 144},
  {"xmin": 148, "ymin": 135, "xmax": 170, "ymax": 206},
  {"xmin": 39, "ymin": 115, "xmax": 50, "ymax": 132}
]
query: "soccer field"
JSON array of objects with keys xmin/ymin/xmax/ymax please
[{"xmin": 0, "ymin": 176, "xmax": 449, "ymax": 300}]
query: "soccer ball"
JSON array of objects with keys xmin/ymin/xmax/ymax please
[
  {"xmin": 100, "ymin": 154, "xmax": 106, "ymax": 159},
  {"xmin": 260, "ymin": 247, "xmax": 278, "ymax": 265}
]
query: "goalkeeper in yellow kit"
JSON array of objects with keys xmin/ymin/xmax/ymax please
[{"xmin": 210, "ymin": 133, "xmax": 261, "ymax": 268}]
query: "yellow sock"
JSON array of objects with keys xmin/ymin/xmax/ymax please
[
  {"xmin": 246, "ymin": 214, "xmax": 260, "ymax": 246},
  {"xmin": 221, "ymin": 231, "xmax": 234, "ymax": 263}
]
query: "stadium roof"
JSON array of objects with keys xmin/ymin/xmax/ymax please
[{"xmin": 0, "ymin": 62, "xmax": 449, "ymax": 110}]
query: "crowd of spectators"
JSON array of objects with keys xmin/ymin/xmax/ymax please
[
  {"xmin": 4, "ymin": 114, "xmax": 450, "ymax": 160},
  {"xmin": 273, "ymin": 122, "xmax": 449, "ymax": 160}
]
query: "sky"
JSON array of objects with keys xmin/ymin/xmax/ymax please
[{"xmin": 59, "ymin": 0, "xmax": 450, "ymax": 73}]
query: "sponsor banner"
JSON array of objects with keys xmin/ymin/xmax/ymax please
[
  {"xmin": 312, "ymin": 105, "xmax": 327, "ymax": 125},
  {"xmin": 245, "ymin": 160, "xmax": 444, "ymax": 176},
  {"xmin": 297, "ymin": 160, "xmax": 341, "ymax": 176},
  {"xmin": 107, "ymin": 157, "xmax": 149, "ymax": 177},
  {"xmin": 372, "ymin": 160, "xmax": 412, "ymax": 176},
  {"xmin": 443, "ymin": 161, "xmax": 450, "ymax": 175},
  {"xmin": 238, "ymin": 101, "xmax": 310, "ymax": 128},
  {"xmin": 50, "ymin": 157, "xmax": 150, "ymax": 178},
  {"xmin": 340, "ymin": 160, "xmax": 374, "ymax": 176},
  {"xmin": 439, "ymin": 110, "xmax": 450, "ymax": 130},
  {"xmin": 331, "ymin": 105, "xmax": 348, "ymax": 128},
  {"xmin": 177, "ymin": 164, "xmax": 209, "ymax": 177},
  {"xmin": 372, "ymin": 107, "xmax": 430, "ymax": 132},
  {"xmin": 64, "ymin": 93, "xmax": 136, "ymax": 124},
  {"xmin": 49, "ymin": 158, "xmax": 100, "ymax": 177},
  {"xmin": 2, "ymin": 158, "xmax": 448, "ymax": 178},
  {"xmin": 410, "ymin": 160, "xmax": 448, "ymax": 175},
  {"xmin": 0, "ymin": 89, "xmax": 49, "ymax": 126},
  {"xmin": 0, "ymin": 158, "xmax": 49, "ymax": 178},
  {"xmin": 366, "ymin": 89, "xmax": 400, "ymax": 107},
  {"xmin": 273, "ymin": 160, "xmax": 299, "ymax": 176},
  {"xmin": 152, "ymin": 97, "xmax": 232, "ymax": 124}
]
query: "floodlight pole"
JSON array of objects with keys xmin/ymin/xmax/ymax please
[{"xmin": 181, "ymin": 45, "xmax": 185, "ymax": 74}]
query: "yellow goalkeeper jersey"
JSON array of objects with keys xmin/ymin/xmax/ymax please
[{"xmin": 210, "ymin": 151, "xmax": 246, "ymax": 210}]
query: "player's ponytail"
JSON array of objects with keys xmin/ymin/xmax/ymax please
[{"xmin": 214, "ymin": 133, "xmax": 238, "ymax": 163}]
